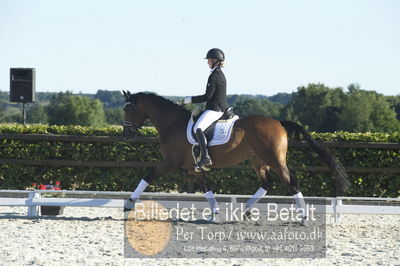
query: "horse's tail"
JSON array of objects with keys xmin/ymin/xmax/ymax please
[{"xmin": 279, "ymin": 120, "xmax": 351, "ymax": 194}]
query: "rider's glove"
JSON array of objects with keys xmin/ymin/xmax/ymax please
[{"xmin": 183, "ymin": 96, "xmax": 192, "ymax": 104}]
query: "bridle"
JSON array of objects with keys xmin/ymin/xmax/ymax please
[
  {"xmin": 123, "ymin": 120, "xmax": 142, "ymax": 130},
  {"xmin": 122, "ymin": 96, "xmax": 179, "ymax": 138},
  {"xmin": 122, "ymin": 101, "xmax": 142, "ymax": 137}
]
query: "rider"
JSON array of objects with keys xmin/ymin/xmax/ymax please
[{"xmin": 184, "ymin": 48, "xmax": 228, "ymax": 169}]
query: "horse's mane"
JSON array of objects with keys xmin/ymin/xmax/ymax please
[{"xmin": 132, "ymin": 92, "xmax": 190, "ymax": 114}]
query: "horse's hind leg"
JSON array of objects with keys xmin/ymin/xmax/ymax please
[
  {"xmin": 244, "ymin": 157, "xmax": 273, "ymax": 213},
  {"xmin": 251, "ymin": 126, "xmax": 307, "ymax": 223},
  {"xmin": 271, "ymin": 162, "xmax": 308, "ymax": 222}
]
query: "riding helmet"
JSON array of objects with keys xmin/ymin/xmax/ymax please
[{"xmin": 205, "ymin": 48, "xmax": 225, "ymax": 61}]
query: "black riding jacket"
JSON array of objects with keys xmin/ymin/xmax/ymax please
[{"xmin": 192, "ymin": 67, "xmax": 228, "ymax": 112}]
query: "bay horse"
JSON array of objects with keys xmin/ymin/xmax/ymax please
[{"xmin": 122, "ymin": 91, "xmax": 350, "ymax": 222}]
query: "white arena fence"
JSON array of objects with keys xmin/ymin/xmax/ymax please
[{"xmin": 0, "ymin": 190, "xmax": 399, "ymax": 224}]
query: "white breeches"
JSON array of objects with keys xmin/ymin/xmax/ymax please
[{"xmin": 193, "ymin": 110, "xmax": 224, "ymax": 133}]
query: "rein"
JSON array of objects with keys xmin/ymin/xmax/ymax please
[{"xmin": 123, "ymin": 93, "xmax": 189, "ymax": 138}]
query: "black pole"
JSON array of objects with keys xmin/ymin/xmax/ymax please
[{"xmin": 22, "ymin": 102, "xmax": 26, "ymax": 125}]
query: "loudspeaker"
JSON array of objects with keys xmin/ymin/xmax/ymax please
[{"xmin": 10, "ymin": 68, "xmax": 36, "ymax": 103}]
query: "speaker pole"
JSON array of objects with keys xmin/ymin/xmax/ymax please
[{"xmin": 22, "ymin": 102, "xmax": 26, "ymax": 125}]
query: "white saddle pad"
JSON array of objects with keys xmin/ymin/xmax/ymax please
[{"xmin": 186, "ymin": 115, "xmax": 239, "ymax": 147}]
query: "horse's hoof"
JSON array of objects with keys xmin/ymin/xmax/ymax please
[
  {"xmin": 298, "ymin": 217, "xmax": 307, "ymax": 226},
  {"xmin": 123, "ymin": 198, "xmax": 136, "ymax": 212},
  {"xmin": 205, "ymin": 214, "xmax": 219, "ymax": 223},
  {"xmin": 243, "ymin": 210, "xmax": 253, "ymax": 221}
]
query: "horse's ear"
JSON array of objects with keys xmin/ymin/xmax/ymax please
[{"xmin": 122, "ymin": 90, "xmax": 129, "ymax": 100}]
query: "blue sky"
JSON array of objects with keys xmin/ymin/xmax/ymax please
[{"xmin": 1, "ymin": 0, "xmax": 399, "ymax": 96}]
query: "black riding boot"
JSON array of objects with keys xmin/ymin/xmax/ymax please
[{"xmin": 195, "ymin": 128, "xmax": 212, "ymax": 168}]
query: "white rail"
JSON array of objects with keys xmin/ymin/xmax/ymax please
[{"xmin": 0, "ymin": 190, "xmax": 399, "ymax": 223}]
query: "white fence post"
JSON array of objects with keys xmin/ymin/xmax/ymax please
[
  {"xmin": 27, "ymin": 190, "xmax": 40, "ymax": 217},
  {"xmin": 231, "ymin": 196, "xmax": 237, "ymax": 205},
  {"xmin": 334, "ymin": 199, "xmax": 342, "ymax": 224}
]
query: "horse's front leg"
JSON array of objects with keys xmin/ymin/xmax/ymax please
[{"xmin": 124, "ymin": 162, "xmax": 176, "ymax": 211}]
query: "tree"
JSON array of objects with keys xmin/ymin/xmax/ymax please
[
  {"xmin": 94, "ymin": 90, "xmax": 125, "ymax": 109},
  {"xmin": 47, "ymin": 92, "xmax": 106, "ymax": 126},
  {"xmin": 284, "ymin": 83, "xmax": 345, "ymax": 132},
  {"xmin": 260, "ymin": 99, "xmax": 283, "ymax": 119},
  {"xmin": 233, "ymin": 98, "xmax": 282, "ymax": 119},
  {"xmin": 319, "ymin": 106, "xmax": 340, "ymax": 133},
  {"xmin": 105, "ymin": 108, "xmax": 124, "ymax": 125},
  {"xmin": 1, "ymin": 113, "xmax": 22, "ymax": 123},
  {"xmin": 386, "ymin": 95, "xmax": 400, "ymax": 120},
  {"xmin": 235, "ymin": 99, "xmax": 264, "ymax": 117},
  {"xmin": 27, "ymin": 104, "xmax": 48, "ymax": 124},
  {"xmin": 337, "ymin": 88, "xmax": 400, "ymax": 132},
  {"xmin": 268, "ymin": 92, "xmax": 292, "ymax": 105}
]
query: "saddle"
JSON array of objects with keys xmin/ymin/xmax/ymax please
[
  {"xmin": 186, "ymin": 107, "xmax": 239, "ymax": 172},
  {"xmin": 190, "ymin": 106, "xmax": 236, "ymax": 142}
]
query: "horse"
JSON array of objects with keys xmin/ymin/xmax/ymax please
[{"xmin": 122, "ymin": 91, "xmax": 350, "ymax": 222}]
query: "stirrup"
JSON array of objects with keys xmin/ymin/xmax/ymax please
[
  {"xmin": 193, "ymin": 163, "xmax": 211, "ymax": 172},
  {"xmin": 199, "ymin": 159, "xmax": 212, "ymax": 171}
]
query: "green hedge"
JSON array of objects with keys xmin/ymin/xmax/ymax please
[{"xmin": 0, "ymin": 124, "xmax": 399, "ymax": 197}]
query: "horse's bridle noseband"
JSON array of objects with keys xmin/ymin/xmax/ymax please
[
  {"xmin": 123, "ymin": 120, "xmax": 141, "ymax": 130},
  {"xmin": 123, "ymin": 101, "xmax": 142, "ymax": 137}
]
